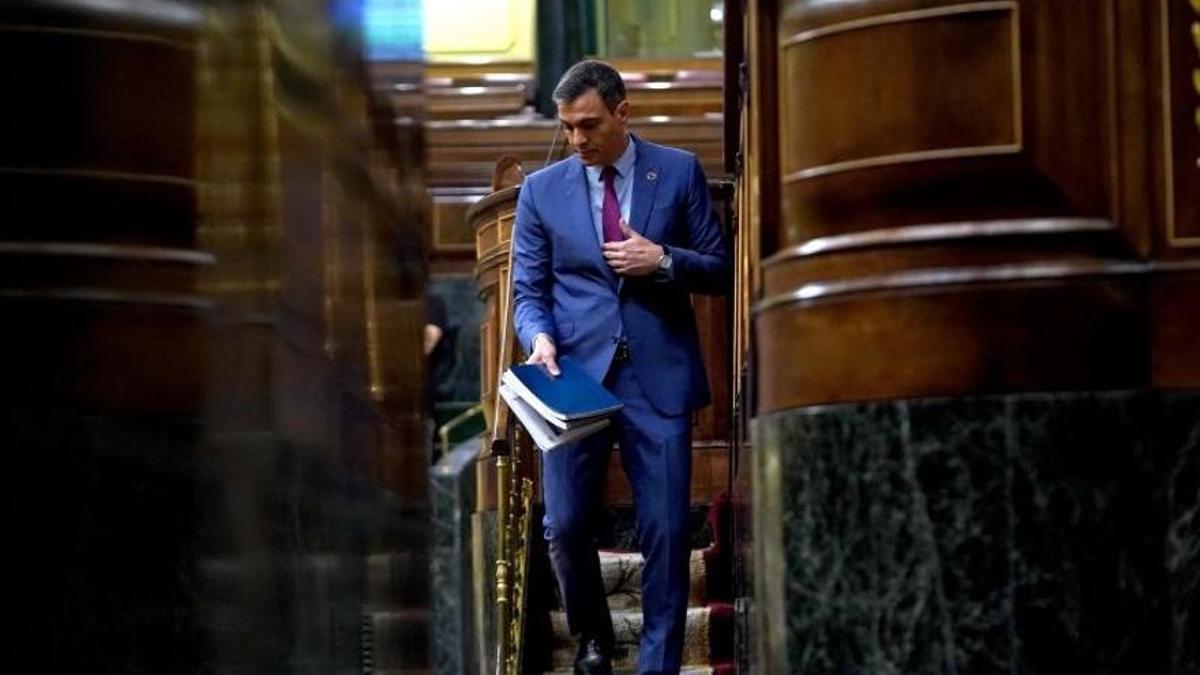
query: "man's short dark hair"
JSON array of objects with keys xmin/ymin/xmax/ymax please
[{"xmin": 552, "ymin": 59, "xmax": 626, "ymax": 112}]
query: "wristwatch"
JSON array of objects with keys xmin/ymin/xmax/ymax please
[{"xmin": 657, "ymin": 247, "xmax": 673, "ymax": 272}]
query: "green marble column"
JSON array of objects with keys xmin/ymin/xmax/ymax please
[{"xmin": 754, "ymin": 390, "xmax": 1200, "ymax": 674}]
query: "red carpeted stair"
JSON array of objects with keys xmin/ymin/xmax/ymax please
[{"xmin": 543, "ymin": 495, "xmax": 734, "ymax": 674}]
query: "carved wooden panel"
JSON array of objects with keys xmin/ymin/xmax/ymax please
[
  {"xmin": 756, "ymin": 0, "xmax": 1200, "ymax": 411},
  {"xmin": 1162, "ymin": 0, "xmax": 1200, "ymax": 246},
  {"xmin": 469, "ymin": 187, "xmax": 521, "ymax": 436},
  {"xmin": 431, "ymin": 188, "xmax": 484, "ymax": 253},
  {"xmin": 780, "ymin": 2, "xmax": 1019, "ymax": 182},
  {"xmin": 775, "ymin": 0, "xmax": 1118, "ymax": 245}
]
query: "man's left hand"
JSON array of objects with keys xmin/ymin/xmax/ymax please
[{"xmin": 602, "ymin": 220, "xmax": 663, "ymax": 277}]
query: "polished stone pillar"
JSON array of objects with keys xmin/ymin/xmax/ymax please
[{"xmin": 756, "ymin": 391, "xmax": 1199, "ymax": 672}]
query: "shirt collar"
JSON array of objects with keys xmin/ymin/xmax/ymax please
[{"xmin": 584, "ymin": 134, "xmax": 637, "ymax": 182}]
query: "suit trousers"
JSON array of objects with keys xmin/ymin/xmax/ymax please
[{"xmin": 541, "ymin": 356, "xmax": 693, "ymax": 675}]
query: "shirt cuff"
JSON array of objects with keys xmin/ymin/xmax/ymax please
[{"xmin": 531, "ymin": 332, "xmax": 554, "ymax": 353}]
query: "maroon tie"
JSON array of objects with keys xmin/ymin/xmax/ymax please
[{"xmin": 601, "ymin": 165, "xmax": 624, "ymax": 242}]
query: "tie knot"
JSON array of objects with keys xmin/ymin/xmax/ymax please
[{"xmin": 601, "ymin": 165, "xmax": 618, "ymax": 183}]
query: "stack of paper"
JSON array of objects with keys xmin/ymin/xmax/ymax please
[{"xmin": 498, "ymin": 357, "xmax": 623, "ymax": 452}]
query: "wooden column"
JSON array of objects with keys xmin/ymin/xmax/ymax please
[{"xmin": 749, "ymin": 1, "xmax": 1200, "ymax": 672}]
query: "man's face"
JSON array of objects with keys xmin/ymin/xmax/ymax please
[{"xmin": 557, "ymin": 88, "xmax": 630, "ymax": 166}]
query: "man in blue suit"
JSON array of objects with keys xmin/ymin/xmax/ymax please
[{"xmin": 512, "ymin": 60, "xmax": 730, "ymax": 675}]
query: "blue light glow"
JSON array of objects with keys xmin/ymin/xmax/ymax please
[{"xmin": 363, "ymin": 0, "xmax": 423, "ymax": 60}]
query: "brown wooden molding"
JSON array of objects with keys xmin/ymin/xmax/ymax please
[
  {"xmin": 606, "ymin": 56, "xmax": 722, "ymax": 78},
  {"xmin": 0, "ymin": 23, "xmax": 196, "ymax": 49},
  {"xmin": 0, "ymin": 241, "xmax": 214, "ymax": 264},
  {"xmin": 757, "ymin": 259, "xmax": 1149, "ymax": 312},
  {"xmin": 0, "ymin": 288, "xmax": 212, "ymax": 310},
  {"xmin": 779, "ymin": 2, "xmax": 1020, "ymax": 183},
  {"xmin": 760, "ymin": 218, "xmax": 1136, "ymax": 298},
  {"xmin": 466, "ymin": 185, "xmax": 520, "ymax": 225},
  {"xmin": 755, "ymin": 257, "xmax": 1200, "ymax": 411},
  {"xmin": 423, "ymin": 61, "xmax": 533, "ymax": 80},
  {"xmin": 755, "ymin": 270, "xmax": 1148, "ymax": 412},
  {"xmin": 0, "ymin": 0, "xmax": 203, "ymax": 34},
  {"xmin": 763, "ymin": 218, "xmax": 1115, "ymax": 266},
  {"xmin": 781, "ymin": 1, "xmax": 1015, "ymax": 46}
]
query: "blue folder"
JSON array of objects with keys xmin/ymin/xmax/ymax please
[{"xmin": 503, "ymin": 357, "xmax": 623, "ymax": 423}]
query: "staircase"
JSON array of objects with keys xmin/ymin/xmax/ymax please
[
  {"xmin": 544, "ymin": 498, "xmax": 734, "ymax": 674},
  {"xmin": 365, "ymin": 549, "xmax": 432, "ymax": 673},
  {"xmin": 362, "ymin": 508, "xmax": 434, "ymax": 674}
]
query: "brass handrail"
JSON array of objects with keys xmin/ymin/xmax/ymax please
[
  {"xmin": 496, "ymin": 453, "xmax": 511, "ymax": 674},
  {"xmin": 489, "ymin": 182, "xmax": 520, "ymax": 675},
  {"xmin": 477, "ymin": 165, "xmax": 530, "ymax": 675},
  {"xmin": 437, "ymin": 403, "xmax": 485, "ymax": 458}
]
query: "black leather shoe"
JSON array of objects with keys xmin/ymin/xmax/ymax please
[{"xmin": 573, "ymin": 637, "xmax": 612, "ymax": 675}]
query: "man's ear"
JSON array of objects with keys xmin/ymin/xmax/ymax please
[{"xmin": 615, "ymin": 99, "xmax": 631, "ymax": 123}]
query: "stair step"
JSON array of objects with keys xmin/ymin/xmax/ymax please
[
  {"xmin": 548, "ymin": 605, "xmax": 732, "ymax": 670},
  {"xmin": 536, "ymin": 497, "xmax": 736, "ymax": 673},
  {"xmin": 544, "ymin": 662, "xmax": 710, "ymax": 667},
  {"xmin": 598, "ymin": 547, "xmax": 711, "ymax": 610},
  {"xmin": 365, "ymin": 608, "xmax": 430, "ymax": 670},
  {"xmin": 367, "ymin": 551, "xmax": 431, "ymax": 606}
]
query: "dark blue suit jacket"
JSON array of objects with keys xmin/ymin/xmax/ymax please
[{"xmin": 512, "ymin": 136, "xmax": 730, "ymax": 416}]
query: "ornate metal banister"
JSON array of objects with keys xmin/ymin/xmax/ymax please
[{"xmin": 470, "ymin": 155, "xmax": 532, "ymax": 675}]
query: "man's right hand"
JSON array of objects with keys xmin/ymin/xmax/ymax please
[{"xmin": 526, "ymin": 333, "xmax": 560, "ymax": 377}]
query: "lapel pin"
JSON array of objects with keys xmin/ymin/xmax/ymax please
[{"xmin": 646, "ymin": 170, "xmax": 657, "ymax": 182}]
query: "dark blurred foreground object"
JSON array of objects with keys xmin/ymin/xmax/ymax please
[{"xmin": 0, "ymin": 1, "xmax": 430, "ymax": 672}]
